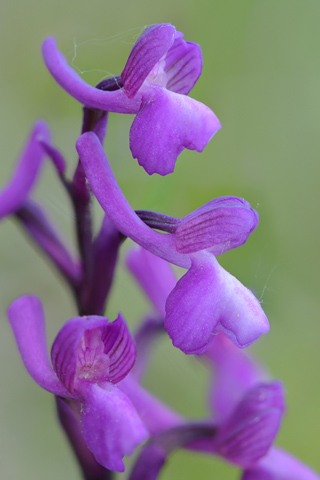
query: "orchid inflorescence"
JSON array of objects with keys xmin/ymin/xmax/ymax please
[{"xmin": 3, "ymin": 24, "xmax": 318, "ymax": 479}]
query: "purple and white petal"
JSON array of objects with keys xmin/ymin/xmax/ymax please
[
  {"xmin": 0, "ymin": 121, "xmax": 50, "ymax": 219},
  {"xmin": 80, "ymin": 382, "xmax": 148, "ymax": 472},
  {"xmin": 130, "ymin": 86, "xmax": 221, "ymax": 175},
  {"xmin": 8, "ymin": 296, "xmax": 70, "ymax": 397},
  {"xmin": 42, "ymin": 38, "xmax": 141, "ymax": 114},
  {"xmin": 242, "ymin": 447, "xmax": 320, "ymax": 480},
  {"xmin": 121, "ymin": 24, "xmax": 175, "ymax": 98},
  {"xmin": 165, "ymin": 253, "xmax": 269, "ymax": 355},
  {"xmin": 174, "ymin": 196, "xmax": 259, "ymax": 255}
]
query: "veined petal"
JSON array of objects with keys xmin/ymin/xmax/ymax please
[
  {"xmin": 174, "ymin": 197, "xmax": 259, "ymax": 255},
  {"xmin": 0, "ymin": 121, "xmax": 50, "ymax": 219},
  {"xmin": 42, "ymin": 37, "xmax": 141, "ymax": 114},
  {"xmin": 165, "ymin": 253, "xmax": 269, "ymax": 355},
  {"xmin": 165, "ymin": 38, "xmax": 202, "ymax": 95},
  {"xmin": 130, "ymin": 86, "xmax": 221, "ymax": 175},
  {"xmin": 51, "ymin": 316, "xmax": 109, "ymax": 393},
  {"xmin": 242, "ymin": 447, "xmax": 320, "ymax": 480},
  {"xmin": 101, "ymin": 313, "xmax": 136, "ymax": 385},
  {"xmin": 8, "ymin": 296, "xmax": 70, "ymax": 397},
  {"xmin": 80, "ymin": 382, "xmax": 147, "ymax": 472},
  {"xmin": 51, "ymin": 314, "xmax": 135, "ymax": 393},
  {"xmin": 126, "ymin": 246, "xmax": 177, "ymax": 317},
  {"xmin": 76, "ymin": 132, "xmax": 190, "ymax": 269},
  {"xmin": 121, "ymin": 24, "xmax": 175, "ymax": 99},
  {"xmin": 214, "ymin": 382, "xmax": 285, "ymax": 467}
]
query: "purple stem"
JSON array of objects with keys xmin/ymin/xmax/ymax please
[
  {"xmin": 71, "ymin": 107, "xmax": 108, "ymax": 314},
  {"xmin": 80, "ymin": 215, "xmax": 123, "ymax": 315}
]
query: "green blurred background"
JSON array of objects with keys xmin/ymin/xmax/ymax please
[{"xmin": 1, "ymin": 0, "xmax": 319, "ymax": 478}]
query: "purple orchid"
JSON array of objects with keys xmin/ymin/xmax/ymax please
[
  {"xmin": 8, "ymin": 295, "xmax": 147, "ymax": 472},
  {"xmin": 124, "ymin": 373, "xmax": 285, "ymax": 479},
  {"xmin": 206, "ymin": 333, "xmax": 320, "ymax": 479},
  {"xmin": 76, "ymin": 131, "xmax": 269, "ymax": 354},
  {"xmin": 42, "ymin": 24, "xmax": 221, "ymax": 175}
]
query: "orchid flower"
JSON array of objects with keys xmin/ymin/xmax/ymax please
[
  {"xmin": 207, "ymin": 333, "xmax": 320, "ymax": 479},
  {"xmin": 8, "ymin": 295, "xmax": 147, "ymax": 472},
  {"xmin": 42, "ymin": 24, "xmax": 221, "ymax": 175},
  {"xmin": 76, "ymin": 132, "xmax": 269, "ymax": 355}
]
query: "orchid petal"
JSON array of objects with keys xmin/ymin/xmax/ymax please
[
  {"xmin": 242, "ymin": 447, "xmax": 320, "ymax": 480},
  {"xmin": 165, "ymin": 38, "xmax": 202, "ymax": 95},
  {"xmin": 101, "ymin": 313, "xmax": 137, "ymax": 385},
  {"xmin": 214, "ymin": 382, "xmax": 285, "ymax": 467},
  {"xmin": 80, "ymin": 382, "xmax": 147, "ymax": 472},
  {"xmin": 42, "ymin": 38, "xmax": 141, "ymax": 114},
  {"xmin": 130, "ymin": 86, "xmax": 221, "ymax": 175},
  {"xmin": 8, "ymin": 296, "xmax": 69, "ymax": 397},
  {"xmin": 165, "ymin": 253, "xmax": 269, "ymax": 354},
  {"xmin": 76, "ymin": 132, "xmax": 190, "ymax": 269},
  {"xmin": 51, "ymin": 314, "xmax": 135, "ymax": 393},
  {"xmin": 121, "ymin": 24, "xmax": 175, "ymax": 98},
  {"xmin": 175, "ymin": 196, "xmax": 259, "ymax": 255},
  {"xmin": 0, "ymin": 121, "xmax": 50, "ymax": 219}
]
